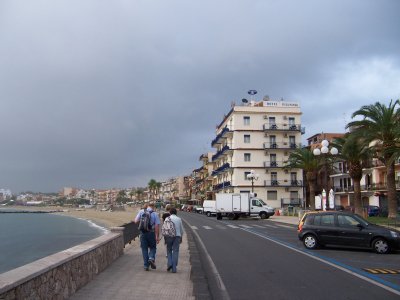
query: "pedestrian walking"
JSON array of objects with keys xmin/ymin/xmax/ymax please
[
  {"xmin": 163, "ymin": 207, "xmax": 183, "ymax": 273},
  {"xmin": 134, "ymin": 202, "xmax": 161, "ymax": 271}
]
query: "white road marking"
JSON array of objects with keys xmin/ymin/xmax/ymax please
[
  {"xmin": 226, "ymin": 224, "xmax": 240, "ymax": 228},
  {"xmin": 276, "ymin": 224, "xmax": 295, "ymax": 229},
  {"xmin": 251, "ymin": 224, "xmax": 265, "ymax": 228},
  {"xmin": 203, "ymin": 226, "xmax": 213, "ymax": 230},
  {"xmin": 238, "ymin": 225, "xmax": 253, "ymax": 229},
  {"xmin": 263, "ymin": 224, "xmax": 278, "ymax": 228},
  {"xmin": 216, "ymin": 225, "xmax": 227, "ymax": 229},
  {"xmin": 191, "ymin": 226, "xmax": 198, "ymax": 230}
]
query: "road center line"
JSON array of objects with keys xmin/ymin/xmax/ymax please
[{"xmin": 241, "ymin": 228, "xmax": 400, "ymax": 296}]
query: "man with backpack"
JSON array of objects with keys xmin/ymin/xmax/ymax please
[
  {"xmin": 134, "ymin": 202, "xmax": 161, "ymax": 271},
  {"xmin": 162, "ymin": 207, "xmax": 183, "ymax": 273}
]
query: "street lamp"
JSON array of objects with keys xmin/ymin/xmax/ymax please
[
  {"xmin": 313, "ymin": 140, "xmax": 338, "ymax": 210},
  {"xmin": 246, "ymin": 169, "xmax": 259, "ymax": 193}
]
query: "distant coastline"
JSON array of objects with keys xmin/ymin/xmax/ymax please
[{"xmin": 2, "ymin": 205, "xmax": 139, "ymax": 229}]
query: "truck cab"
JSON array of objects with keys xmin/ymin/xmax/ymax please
[{"xmin": 250, "ymin": 198, "xmax": 275, "ymax": 219}]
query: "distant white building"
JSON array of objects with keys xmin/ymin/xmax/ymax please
[{"xmin": 0, "ymin": 188, "xmax": 12, "ymax": 201}]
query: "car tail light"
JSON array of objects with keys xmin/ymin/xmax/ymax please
[{"xmin": 298, "ymin": 223, "xmax": 303, "ymax": 232}]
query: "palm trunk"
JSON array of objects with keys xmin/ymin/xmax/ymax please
[
  {"xmin": 387, "ymin": 161, "xmax": 397, "ymax": 219},
  {"xmin": 353, "ymin": 180, "xmax": 363, "ymax": 216},
  {"xmin": 307, "ymin": 171, "xmax": 317, "ymax": 210}
]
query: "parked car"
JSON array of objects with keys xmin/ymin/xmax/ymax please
[
  {"xmin": 298, "ymin": 211, "xmax": 400, "ymax": 254},
  {"xmin": 366, "ymin": 205, "xmax": 380, "ymax": 217}
]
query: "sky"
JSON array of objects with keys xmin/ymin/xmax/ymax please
[{"xmin": 1, "ymin": 0, "xmax": 399, "ymax": 193}]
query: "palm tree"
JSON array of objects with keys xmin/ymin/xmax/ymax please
[
  {"xmin": 135, "ymin": 188, "xmax": 144, "ymax": 201},
  {"xmin": 285, "ymin": 148, "xmax": 320, "ymax": 209},
  {"xmin": 148, "ymin": 179, "xmax": 158, "ymax": 201},
  {"xmin": 332, "ymin": 134, "xmax": 371, "ymax": 216},
  {"xmin": 347, "ymin": 100, "xmax": 400, "ymax": 219}
]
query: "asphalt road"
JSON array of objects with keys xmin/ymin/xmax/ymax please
[{"xmin": 181, "ymin": 212, "xmax": 400, "ymax": 300}]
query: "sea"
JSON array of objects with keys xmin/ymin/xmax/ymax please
[{"xmin": 0, "ymin": 209, "xmax": 107, "ymax": 274}]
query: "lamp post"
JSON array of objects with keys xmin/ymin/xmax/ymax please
[
  {"xmin": 313, "ymin": 140, "xmax": 338, "ymax": 210},
  {"xmin": 246, "ymin": 169, "xmax": 259, "ymax": 194}
]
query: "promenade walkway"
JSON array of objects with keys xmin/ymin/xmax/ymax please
[{"xmin": 69, "ymin": 215, "xmax": 298, "ymax": 300}]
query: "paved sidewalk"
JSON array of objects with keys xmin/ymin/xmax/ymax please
[
  {"xmin": 69, "ymin": 214, "xmax": 299, "ymax": 299},
  {"xmin": 70, "ymin": 234, "xmax": 194, "ymax": 300}
]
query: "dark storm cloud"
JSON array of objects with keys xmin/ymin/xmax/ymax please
[{"xmin": 1, "ymin": 0, "xmax": 399, "ymax": 192}]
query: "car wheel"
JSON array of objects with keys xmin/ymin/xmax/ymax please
[
  {"xmin": 372, "ymin": 238, "xmax": 390, "ymax": 254},
  {"xmin": 260, "ymin": 212, "xmax": 267, "ymax": 219},
  {"xmin": 206, "ymin": 212, "xmax": 211, "ymax": 217},
  {"xmin": 228, "ymin": 213, "xmax": 235, "ymax": 220},
  {"xmin": 303, "ymin": 234, "xmax": 318, "ymax": 250}
]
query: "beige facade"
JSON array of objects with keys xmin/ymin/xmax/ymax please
[{"xmin": 211, "ymin": 99, "xmax": 304, "ymax": 208}]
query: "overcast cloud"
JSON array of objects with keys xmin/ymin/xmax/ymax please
[{"xmin": 1, "ymin": 0, "xmax": 399, "ymax": 193}]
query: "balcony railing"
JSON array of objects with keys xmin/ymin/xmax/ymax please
[
  {"xmin": 212, "ymin": 145, "xmax": 231, "ymax": 161},
  {"xmin": 263, "ymin": 161, "xmax": 287, "ymax": 168},
  {"xmin": 211, "ymin": 127, "xmax": 232, "ymax": 147},
  {"xmin": 263, "ymin": 123, "xmax": 303, "ymax": 131},
  {"xmin": 264, "ymin": 180, "xmax": 303, "ymax": 187},
  {"xmin": 213, "ymin": 181, "xmax": 231, "ymax": 190},
  {"xmin": 263, "ymin": 142, "xmax": 302, "ymax": 149},
  {"xmin": 211, "ymin": 163, "xmax": 231, "ymax": 176}
]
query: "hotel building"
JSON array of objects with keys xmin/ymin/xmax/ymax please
[{"xmin": 211, "ymin": 97, "xmax": 305, "ymax": 208}]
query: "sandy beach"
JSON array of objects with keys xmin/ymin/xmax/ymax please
[{"xmin": 5, "ymin": 205, "xmax": 143, "ymax": 229}]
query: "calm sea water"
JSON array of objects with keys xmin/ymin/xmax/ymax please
[{"xmin": 0, "ymin": 211, "xmax": 107, "ymax": 274}]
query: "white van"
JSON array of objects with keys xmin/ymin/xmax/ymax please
[{"xmin": 203, "ymin": 200, "xmax": 216, "ymax": 217}]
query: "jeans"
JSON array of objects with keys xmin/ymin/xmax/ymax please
[
  {"xmin": 165, "ymin": 236, "xmax": 181, "ymax": 272},
  {"xmin": 140, "ymin": 231, "xmax": 157, "ymax": 268}
]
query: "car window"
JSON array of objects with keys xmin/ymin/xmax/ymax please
[
  {"xmin": 338, "ymin": 215, "xmax": 361, "ymax": 227},
  {"xmin": 304, "ymin": 214, "xmax": 314, "ymax": 225},
  {"xmin": 319, "ymin": 214, "xmax": 335, "ymax": 226}
]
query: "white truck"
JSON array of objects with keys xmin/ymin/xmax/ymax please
[
  {"xmin": 215, "ymin": 193, "xmax": 275, "ymax": 220},
  {"xmin": 202, "ymin": 200, "xmax": 216, "ymax": 217}
]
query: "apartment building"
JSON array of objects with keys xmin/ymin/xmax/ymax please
[
  {"xmin": 190, "ymin": 153, "xmax": 214, "ymax": 201},
  {"xmin": 308, "ymin": 133, "xmax": 400, "ymax": 212},
  {"xmin": 211, "ymin": 97, "xmax": 305, "ymax": 208}
]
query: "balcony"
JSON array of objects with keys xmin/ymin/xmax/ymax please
[
  {"xmin": 264, "ymin": 180, "xmax": 303, "ymax": 187},
  {"xmin": 263, "ymin": 123, "xmax": 304, "ymax": 133},
  {"xmin": 263, "ymin": 142, "xmax": 302, "ymax": 149},
  {"xmin": 264, "ymin": 161, "xmax": 286, "ymax": 168},
  {"xmin": 213, "ymin": 181, "xmax": 231, "ymax": 190},
  {"xmin": 211, "ymin": 163, "xmax": 231, "ymax": 176},
  {"xmin": 212, "ymin": 145, "xmax": 231, "ymax": 161},
  {"xmin": 211, "ymin": 127, "xmax": 232, "ymax": 147}
]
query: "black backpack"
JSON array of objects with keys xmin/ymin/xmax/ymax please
[{"xmin": 138, "ymin": 210, "xmax": 153, "ymax": 232}]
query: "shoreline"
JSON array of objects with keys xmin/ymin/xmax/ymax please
[{"xmin": 4, "ymin": 205, "xmax": 140, "ymax": 229}]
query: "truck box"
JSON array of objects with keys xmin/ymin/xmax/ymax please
[
  {"xmin": 216, "ymin": 193, "xmax": 274, "ymax": 220},
  {"xmin": 202, "ymin": 200, "xmax": 216, "ymax": 217}
]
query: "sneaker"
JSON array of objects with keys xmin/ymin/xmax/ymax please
[
  {"xmin": 167, "ymin": 266, "xmax": 172, "ymax": 272},
  {"xmin": 144, "ymin": 267, "xmax": 149, "ymax": 271},
  {"xmin": 148, "ymin": 260, "xmax": 156, "ymax": 269}
]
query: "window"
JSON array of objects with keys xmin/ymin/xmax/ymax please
[
  {"xmin": 244, "ymin": 153, "xmax": 251, "ymax": 162},
  {"xmin": 243, "ymin": 116, "xmax": 250, "ymax": 125},
  {"xmin": 338, "ymin": 215, "xmax": 360, "ymax": 227},
  {"xmin": 314, "ymin": 214, "xmax": 334, "ymax": 226},
  {"xmin": 244, "ymin": 134, "xmax": 250, "ymax": 143},
  {"xmin": 244, "ymin": 171, "xmax": 251, "ymax": 180},
  {"xmin": 267, "ymin": 191, "xmax": 277, "ymax": 200}
]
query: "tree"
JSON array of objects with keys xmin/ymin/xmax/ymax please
[
  {"xmin": 347, "ymin": 100, "xmax": 400, "ymax": 219},
  {"xmin": 285, "ymin": 148, "xmax": 320, "ymax": 209},
  {"xmin": 135, "ymin": 188, "xmax": 144, "ymax": 201},
  {"xmin": 148, "ymin": 179, "xmax": 158, "ymax": 200},
  {"xmin": 332, "ymin": 134, "xmax": 371, "ymax": 216}
]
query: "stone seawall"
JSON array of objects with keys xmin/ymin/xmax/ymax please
[{"xmin": 0, "ymin": 227, "xmax": 124, "ymax": 300}]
